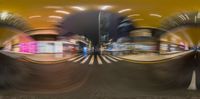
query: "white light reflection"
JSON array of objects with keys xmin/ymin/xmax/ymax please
[
  {"xmin": 48, "ymin": 15, "xmax": 63, "ymax": 19},
  {"xmin": 194, "ymin": 16, "xmax": 197, "ymax": 23},
  {"xmin": 0, "ymin": 11, "xmax": 9, "ymax": 20},
  {"xmin": 184, "ymin": 14, "xmax": 190, "ymax": 20},
  {"xmin": 197, "ymin": 12, "xmax": 200, "ymax": 18},
  {"xmin": 118, "ymin": 9, "xmax": 131, "ymax": 13},
  {"xmin": 44, "ymin": 6, "xmax": 63, "ymax": 9},
  {"xmin": 71, "ymin": 6, "xmax": 86, "ymax": 11},
  {"xmin": 55, "ymin": 10, "xmax": 70, "ymax": 15},
  {"xmin": 99, "ymin": 5, "xmax": 112, "ymax": 10},
  {"xmin": 28, "ymin": 15, "xmax": 41, "ymax": 19},
  {"xmin": 195, "ymin": 12, "xmax": 200, "ymax": 23},
  {"xmin": 149, "ymin": 13, "xmax": 162, "ymax": 18},
  {"xmin": 128, "ymin": 14, "xmax": 140, "ymax": 17},
  {"xmin": 178, "ymin": 14, "xmax": 186, "ymax": 21}
]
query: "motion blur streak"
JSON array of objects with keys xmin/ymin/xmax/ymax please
[{"xmin": 2, "ymin": 0, "xmax": 200, "ymax": 98}]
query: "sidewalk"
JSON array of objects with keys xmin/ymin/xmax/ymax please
[
  {"xmin": 23, "ymin": 53, "xmax": 76, "ymax": 62},
  {"xmin": 0, "ymin": 51, "xmax": 32, "ymax": 59},
  {"xmin": 0, "ymin": 51, "xmax": 77, "ymax": 62},
  {"xmin": 119, "ymin": 51, "xmax": 193, "ymax": 62}
]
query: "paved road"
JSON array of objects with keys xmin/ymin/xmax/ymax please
[{"xmin": 0, "ymin": 51, "xmax": 200, "ymax": 98}]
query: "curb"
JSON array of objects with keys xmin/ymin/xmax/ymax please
[
  {"xmin": 21, "ymin": 55, "xmax": 77, "ymax": 64},
  {"xmin": 119, "ymin": 51, "xmax": 193, "ymax": 64}
]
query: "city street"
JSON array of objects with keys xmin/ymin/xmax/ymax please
[
  {"xmin": 0, "ymin": 51, "xmax": 199, "ymax": 98},
  {"xmin": 1, "ymin": 0, "xmax": 200, "ymax": 99}
]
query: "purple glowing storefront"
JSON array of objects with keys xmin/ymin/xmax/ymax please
[{"xmin": 19, "ymin": 42, "xmax": 37, "ymax": 54}]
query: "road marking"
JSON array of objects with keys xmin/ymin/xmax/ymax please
[
  {"xmin": 89, "ymin": 55, "xmax": 94, "ymax": 65},
  {"xmin": 188, "ymin": 70, "xmax": 197, "ymax": 90},
  {"xmin": 81, "ymin": 55, "xmax": 90, "ymax": 64},
  {"xmin": 105, "ymin": 55, "xmax": 118, "ymax": 62},
  {"xmin": 73, "ymin": 56, "xmax": 85, "ymax": 62},
  {"xmin": 97, "ymin": 55, "xmax": 103, "ymax": 64},
  {"xmin": 68, "ymin": 55, "xmax": 82, "ymax": 61},
  {"xmin": 102, "ymin": 55, "xmax": 111, "ymax": 63},
  {"xmin": 108, "ymin": 55, "xmax": 123, "ymax": 60},
  {"xmin": 69, "ymin": 54, "xmax": 120, "ymax": 64}
]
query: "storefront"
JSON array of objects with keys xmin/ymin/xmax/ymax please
[
  {"xmin": 3, "ymin": 33, "xmax": 36, "ymax": 53},
  {"xmin": 159, "ymin": 41, "xmax": 187, "ymax": 54}
]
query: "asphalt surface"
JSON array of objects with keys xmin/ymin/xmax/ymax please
[{"xmin": 0, "ymin": 51, "xmax": 200, "ymax": 98}]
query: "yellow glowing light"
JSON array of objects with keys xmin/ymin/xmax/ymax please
[
  {"xmin": 28, "ymin": 15, "xmax": 41, "ymax": 19},
  {"xmin": 55, "ymin": 10, "xmax": 70, "ymax": 15},
  {"xmin": 0, "ymin": 11, "xmax": 9, "ymax": 20},
  {"xmin": 48, "ymin": 15, "xmax": 63, "ymax": 19},
  {"xmin": 71, "ymin": 6, "xmax": 86, "ymax": 11},
  {"xmin": 149, "ymin": 13, "xmax": 162, "ymax": 18},
  {"xmin": 118, "ymin": 9, "xmax": 131, "ymax": 13},
  {"xmin": 99, "ymin": 5, "xmax": 112, "ymax": 10}
]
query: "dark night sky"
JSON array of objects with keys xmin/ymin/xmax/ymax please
[{"xmin": 59, "ymin": 11, "xmax": 134, "ymax": 46}]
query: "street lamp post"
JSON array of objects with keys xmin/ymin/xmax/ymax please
[{"xmin": 98, "ymin": 10, "xmax": 102, "ymax": 55}]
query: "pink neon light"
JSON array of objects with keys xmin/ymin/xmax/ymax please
[{"xmin": 19, "ymin": 42, "xmax": 37, "ymax": 53}]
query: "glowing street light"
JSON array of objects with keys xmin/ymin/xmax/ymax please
[
  {"xmin": 28, "ymin": 15, "xmax": 41, "ymax": 19},
  {"xmin": 99, "ymin": 5, "xmax": 112, "ymax": 10},
  {"xmin": 118, "ymin": 9, "xmax": 131, "ymax": 13},
  {"xmin": 55, "ymin": 10, "xmax": 70, "ymax": 15},
  {"xmin": 48, "ymin": 15, "xmax": 63, "ymax": 19},
  {"xmin": 71, "ymin": 6, "xmax": 86, "ymax": 11}
]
